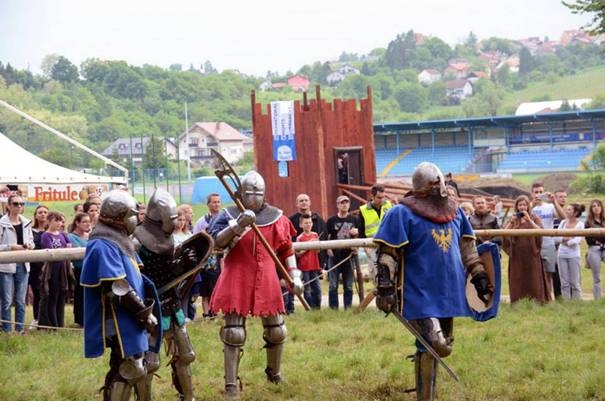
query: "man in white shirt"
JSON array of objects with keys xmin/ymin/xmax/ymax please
[{"xmin": 531, "ymin": 182, "xmax": 565, "ymax": 298}]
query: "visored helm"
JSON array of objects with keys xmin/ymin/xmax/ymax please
[
  {"xmin": 99, "ymin": 190, "xmax": 139, "ymax": 235},
  {"xmin": 145, "ymin": 188, "xmax": 178, "ymax": 234},
  {"xmin": 240, "ymin": 171, "xmax": 265, "ymax": 212},
  {"xmin": 412, "ymin": 162, "xmax": 448, "ymax": 198}
]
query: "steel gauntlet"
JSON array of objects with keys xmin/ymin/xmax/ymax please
[
  {"xmin": 374, "ymin": 246, "xmax": 399, "ymax": 313},
  {"xmin": 106, "ymin": 279, "xmax": 158, "ymax": 332}
]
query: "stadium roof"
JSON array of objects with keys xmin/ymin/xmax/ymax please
[{"xmin": 373, "ymin": 109, "xmax": 605, "ymax": 133}]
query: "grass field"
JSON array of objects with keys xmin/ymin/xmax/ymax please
[
  {"xmin": 7, "ymin": 185, "xmax": 605, "ymax": 400},
  {"xmin": 500, "ymin": 66, "xmax": 605, "ymax": 114},
  {"xmin": 1, "ymin": 295, "xmax": 604, "ymax": 401}
]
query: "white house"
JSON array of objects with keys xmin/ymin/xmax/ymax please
[
  {"xmin": 418, "ymin": 69, "xmax": 442, "ymax": 85},
  {"xmin": 102, "ymin": 136, "xmax": 177, "ymax": 165},
  {"xmin": 178, "ymin": 122, "xmax": 251, "ymax": 166},
  {"xmin": 446, "ymin": 79, "xmax": 473, "ymax": 101},
  {"xmin": 326, "ymin": 64, "xmax": 360, "ymax": 85}
]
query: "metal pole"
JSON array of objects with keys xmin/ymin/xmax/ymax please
[
  {"xmin": 185, "ymin": 102, "xmax": 191, "ymax": 182},
  {"xmin": 152, "ymin": 133, "xmax": 157, "ymax": 188},
  {"xmin": 177, "ymin": 136, "xmax": 183, "ymax": 204},
  {"xmin": 129, "ymin": 134, "xmax": 135, "ymax": 196},
  {"xmin": 141, "ymin": 132, "xmax": 146, "ymax": 203}
]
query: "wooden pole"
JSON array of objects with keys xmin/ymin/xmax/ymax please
[{"xmin": 2, "ymin": 228, "xmax": 605, "ymax": 264}]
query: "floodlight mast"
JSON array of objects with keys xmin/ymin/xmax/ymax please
[{"xmin": 0, "ymin": 99, "xmax": 128, "ymax": 183}]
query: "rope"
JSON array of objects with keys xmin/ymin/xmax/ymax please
[
  {"xmin": 282, "ymin": 253, "xmax": 353, "ymax": 296},
  {"xmin": 0, "ymin": 318, "xmax": 83, "ymax": 332}
]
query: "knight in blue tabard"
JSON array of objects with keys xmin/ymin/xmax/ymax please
[
  {"xmin": 373, "ymin": 162, "xmax": 495, "ymax": 401},
  {"xmin": 81, "ymin": 190, "xmax": 162, "ymax": 401}
]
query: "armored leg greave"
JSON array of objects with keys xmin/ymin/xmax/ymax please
[
  {"xmin": 133, "ymin": 351, "xmax": 160, "ymax": 401},
  {"xmin": 414, "ymin": 351, "xmax": 438, "ymax": 401},
  {"xmin": 171, "ymin": 324, "xmax": 196, "ymax": 401},
  {"xmin": 262, "ymin": 314, "xmax": 287, "ymax": 383},
  {"xmin": 411, "ymin": 317, "xmax": 454, "ymax": 401},
  {"xmin": 221, "ymin": 313, "xmax": 246, "ymax": 399},
  {"xmin": 104, "ymin": 339, "xmax": 146, "ymax": 401}
]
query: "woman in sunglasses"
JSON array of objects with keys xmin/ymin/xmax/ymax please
[{"xmin": 0, "ymin": 195, "xmax": 35, "ymax": 333}]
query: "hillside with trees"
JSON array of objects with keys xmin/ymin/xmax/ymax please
[{"xmin": 0, "ymin": 28, "xmax": 604, "ymax": 173}]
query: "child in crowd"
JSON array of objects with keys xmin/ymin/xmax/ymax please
[
  {"xmin": 39, "ymin": 211, "xmax": 72, "ymax": 329},
  {"xmin": 295, "ymin": 214, "xmax": 322, "ymax": 309}
]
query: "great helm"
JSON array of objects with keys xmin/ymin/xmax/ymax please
[
  {"xmin": 240, "ymin": 171, "xmax": 265, "ymax": 212},
  {"xmin": 145, "ymin": 188, "xmax": 178, "ymax": 234},
  {"xmin": 412, "ymin": 162, "xmax": 448, "ymax": 198},
  {"xmin": 98, "ymin": 190, "xmax": 139, "ymax": 235}
]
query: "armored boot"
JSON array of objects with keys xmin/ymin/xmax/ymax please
[{"xmin": 414, "ymin": 351, "xmax": 438, "ymax": 401}]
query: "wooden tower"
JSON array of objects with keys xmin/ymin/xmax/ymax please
[{"xmin": 251, "ymin": 86, "xmax": 376, "ymax": 218}]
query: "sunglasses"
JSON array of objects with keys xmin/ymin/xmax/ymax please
[{"xmin": 11, "ymin": 202, "xmax": 25, "ymax": 207}]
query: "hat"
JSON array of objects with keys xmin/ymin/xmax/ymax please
[{"xmin": 336, "ymin": 195, "xmax": 350, "ymax": 203}]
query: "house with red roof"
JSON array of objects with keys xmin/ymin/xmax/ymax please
[{"xmin": 287, "ymin": 74, "xmax": 310, "ymax": 92}]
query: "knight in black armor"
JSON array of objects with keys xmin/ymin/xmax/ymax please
[
  {"xmin": 372, "ymin": 162, "xmax": 494, "ymax": 401},
  {"xmin": 208, "ymin": 171, "xmax": 304, "ymax": 400},
  {"xmin": 132, "ymin": 188, "xmax": 199, "ymax": 401},
  {"xmin": 81, "ymin": 190, "xmax": 162, "ymax": 401}
]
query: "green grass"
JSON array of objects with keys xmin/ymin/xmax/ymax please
[
  {"xmin": 1, "ymin": 298, "xmax": 605, "ymax": 401},
  {"xmin": 501, "ymin": 66, "xmax": 605, "ymax": 114}
]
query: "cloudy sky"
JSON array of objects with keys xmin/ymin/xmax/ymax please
[{"xmin": 0, "ymin": 0, "xmax": 594, "ymax": 77}]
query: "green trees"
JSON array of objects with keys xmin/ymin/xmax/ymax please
[
  {"xmin": 573, "ymin": 143, "xmax": 605, "ymax": 193},
  {"xmin": 51, "ymin": 56, "xmax": 79, "ymax": 83},
  {"xmin": 564, "ymin": 0, "xmax": 605, "ymax": 34}
]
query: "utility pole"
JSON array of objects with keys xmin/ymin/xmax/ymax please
[{"xmin": 185, "ymin": 102, "xmax": 191, "ymax": 181}]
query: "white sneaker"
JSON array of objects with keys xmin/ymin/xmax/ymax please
[{"xmin": 29, "ymin": 320, "xmax": 38, "ymax": 330}]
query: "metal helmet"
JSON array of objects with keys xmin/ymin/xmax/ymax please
[
  {"xmin": 412, "ymin": 162, "xmax": 448, "ymax": 198},
  {"xmin": 98, "ymin": 190, "xmax": 139, "ymax": 235},
  {"xmin": 145, "ymin": 188, "xmax": 178, "ymax": 234},
  {"xmin": 240, "ymin": 171, "xmax": 265, "ymax": 212}
]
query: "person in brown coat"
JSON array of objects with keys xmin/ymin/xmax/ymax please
[{"xmin": 502, "ymin": 195, "xmax": 550, "ymax": 304}]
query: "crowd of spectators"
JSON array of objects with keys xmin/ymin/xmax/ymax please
[{"xmin": 1, "ymin": 175, "xmax": 604, "ymax": 335}]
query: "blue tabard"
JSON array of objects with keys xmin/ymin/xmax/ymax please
[
  {"xmin": 81, "ymin": 238, "xmax": 161, "ymax": 358},
  {"xmin": 374, "ymin": 204, "xmax": 476, "ymax": 320}
]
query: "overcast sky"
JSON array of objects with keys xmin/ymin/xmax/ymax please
[{"xmin": 0, "ymin": 0, "xmax": 594, "ymax": 77}]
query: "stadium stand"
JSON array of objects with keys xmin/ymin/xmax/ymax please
[
  {"xmin": 377, "ymin": 146, "xmax": 473, "ymax": 176},
  {"xmin": 496, "ymin": 148, "xmax": 592, "ymax": 173}
]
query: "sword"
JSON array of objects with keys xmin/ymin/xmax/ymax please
[{"xmin": 387, "ymin": 306, "xmax": 460, "ymax": 382}]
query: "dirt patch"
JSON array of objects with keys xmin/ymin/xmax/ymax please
[
  {"xmin": 536, "ymin": 172, "xmax": 577, "ymax": 193},
  {"xmin": 459, "ymin": 172, "xmax": 577, "ymax": 200},
  {"xmin": 459, "ymin": 177, "xmax": 528, "ymax": 199}
]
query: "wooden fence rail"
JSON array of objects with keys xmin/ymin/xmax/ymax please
[{"xmin": 0, "ymin": 228, "xmax": 604, "ymax": 264}]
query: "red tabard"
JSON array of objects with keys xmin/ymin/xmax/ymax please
[{"xmin": 210, "ymin": 216, "xmax": 296, "ymax": 317}]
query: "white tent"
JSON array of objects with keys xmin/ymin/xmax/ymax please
[
  {"xmin": 0, "ymin": 132, "xmax": 128, "ymax": 203},
  {"xmin": 0, "ymin": 132, "xmax": 126, "ymax": 185}
]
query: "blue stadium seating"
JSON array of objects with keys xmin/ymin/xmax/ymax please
[
  {"xmin": 376, "ymin": 147, "xmax": 473, "ymax": 177},
  {"xmin": 496, "ymin": 148, "xmax": 591, "ymax": 173}
]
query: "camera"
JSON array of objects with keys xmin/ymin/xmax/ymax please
[{"xmin": 516, "ymin": 212, "xmax": 525, "ymax": 218}]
